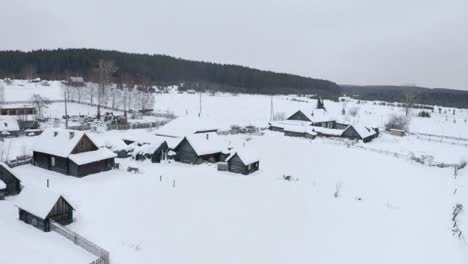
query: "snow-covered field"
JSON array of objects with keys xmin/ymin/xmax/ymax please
[{"xmin": 0, "ymin": 79, "xmax": 467, "ymax": 264}]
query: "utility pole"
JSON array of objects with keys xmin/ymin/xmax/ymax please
[
  {"xmin": 64, "ymin": 84, "xmax": 69, "ymax": 129},
  {"xmin": 199, "ymin": 92, "xmax": 202, "ymax": 117},
  {"xmin": 269, "ymin": 95, "xmax": 274, "ymax": 121}
]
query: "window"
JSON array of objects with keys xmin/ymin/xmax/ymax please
[{"xmin": 51, "ymin": 157, "xmax": 56, "ymax": 167}]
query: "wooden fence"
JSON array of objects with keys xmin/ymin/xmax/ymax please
[
  {"xmin": 50, "ymin": 220, "xmax": 110, "ymax": 264},
  {"xmin": 5, "ymin": 156, "xmax": 32, "ymax": 168}
]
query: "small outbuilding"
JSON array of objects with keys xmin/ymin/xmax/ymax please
[
  {"xmin": 68, "ymin": 76, "xmax": 85, "ymax": 87},
  {"xmin": 133, "ymin": 139, "xmax": 170, "ymax": 163},
  {"xmin": 16, "ymin": 187, "xmax": 74, "ymax": 232},
  {"xmin": 341, "ymin": 125, "xmax": 378, "ymax": 143},
  {"xmin": 0, "ymin": 162, "xmax": 21, "ymax": 196},
  {"xmin": 226, "ymin": 149, "xmax": 260, "ymax": 175}
]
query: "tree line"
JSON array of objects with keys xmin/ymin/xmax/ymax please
[{"xmin": 0, "ymin": 49, "xmax": 341, "ymax": 99}]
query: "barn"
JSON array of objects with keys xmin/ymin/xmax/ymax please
[
  {"xmin": 32, "ymin": 129, "xmax": 116, "ymax": 177},
  {"xmin": 154, "ymin": 116, "xmax": 219, "ymax": 138},
  {"xmin": 0, "ymin": 162, "xmax": 21, "ymax": 196},
  {"xmin": 173, "ymin": 135, "xmax": 226, "ymax": 164},
  {"xmin": 133, "ymin": 139, "xmax": 170, "ymax": 163},
  {"xmin": 226, "ymin": 149, "xmax": 260, "ymax": 175},
  {"xmin": 15, "ymin": 187, "xmax": 74, "ymax": 232},
  {"xmin": 341, "ymin": 125, "xmax": 378, "ymax": 143},
  {"xmin": 283, "ymin": 126, "xmax": 317, "ymax": 139}
]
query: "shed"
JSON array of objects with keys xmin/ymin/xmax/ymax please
[
  {"xmin": 0, "ymin": 162, "xmax": 21, "ymax": 196},
  {"xmin": 16, "ymin": 186, "xmax": 74, "ymax": 232},
  {"xmin": 173, "ymin": 135, "xmax": 226, "ymax": 164},
  {"xmin": 32, "ymin": 129, "xmax": 116, "ymax": 177},
  {"xmin": 341, "ymin": 125, "xmax": 378, "ymax": 143},
  {"xmin": 68, "ymin": 76, "xmax": 85, "ymax": 87},
  {"xmin": 133, "ymin": 140, "xmax": 169, "ymax": 163},
  {"xmin": 226, "ymin": 149, "xmax": 260, "ymax": 175},
  {"xmin": 388, "ymin": 129, "xmax": 406, "ymax": 137}
]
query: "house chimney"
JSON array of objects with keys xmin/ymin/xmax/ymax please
[{"xmin": 69, "ymin": 131, "xmax": 75, "ymax": 139}]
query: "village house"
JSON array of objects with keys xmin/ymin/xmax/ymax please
[
  {"xmin": 226, "ymin": 149, "xmax": 260, "ymax": 175},
  {"xmin": 67, "ymin": 76, "xmax": 85, "ymax": 87},
  {"xmin": 16, "ymin": 186, "xmax": 74, "ymax": 232},
  {"xmin": 0, "ymin": 104, "xmax": 36, "ymax": 119},
  {"xmin": 283, "ymin": 125, "xmax": 317, "ymax": 139},
  {"xmin": 0, "ymin": 162, "xmax": 21, "ymax": 197},
  {"xmin": 173, "ymin": 134, "xmax": 227, "ymax": 164},
  {"xmin": 32, "ymin": 129, "xmax": 116, "ymax": 177}
]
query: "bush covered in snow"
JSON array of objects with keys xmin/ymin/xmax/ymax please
[{"xmin": 385, "ymin": 114, "xmax": 410, "ymax": 131}]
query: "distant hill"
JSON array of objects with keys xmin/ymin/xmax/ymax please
[
  {"xmin": 0, "ymin": 49, "xmax": 341, "ymax": 98},
  {"xmin": 341, "ymin": 85, "xmax": 468, "ymax": 108}
]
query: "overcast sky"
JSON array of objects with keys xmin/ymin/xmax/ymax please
[{"xmin": 0, "ymin": 0, "xmax": 467, "ymax": 90}]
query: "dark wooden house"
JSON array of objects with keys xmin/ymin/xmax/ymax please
[
  {"xmin": 341, "ymin": 125, "xmax": 378, "ymax": 143},
  {"xmin": 0, "ymin": 162, "xmax": 21, "ymax": 196},
  {"xmin": 173, "ymin": 136, "xmax": 225, "ymax": 164},
  {"xmin": 16, "ymin": 187, "xmax": 74, "ymax": 232},
  {"xmin": 226, "ymin": 150, "xmax": 260, "ymax": 175},
  {"xmin": 68, "ymin": 76, "xmax": 85, "ymax": 87},
  {"xmin": 32, "ymin": 130, "xmax": 116, "ymax": 177},
  {"xmin": 134, "ymin": 140, "xmax": 170, "ymax": 163}
]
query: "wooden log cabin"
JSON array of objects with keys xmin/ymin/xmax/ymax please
[
  {"xmin": 15, "ymin": 187, "xmax": 74, "ymax": 232},
  {"xmin": 133, "ymin": 140, "xmax": 170, "ymax": 163},
  {"xmin": 0, "ymin": 162, "xmax": 21, "ymax": 196},
  {"xmin": 173, "ymin": 135, "xmax": 226, "ymax": 164},
  {"xmin": 341, "ymin": 125, "xmax": 378, "ymax": 143},
  {"xmin": 32, "ymin": 130, "xmax": 116, "ymax": 177},
  {"xmin": 226, "ymin": 149, "xmax": 260, "ymax": 175}
]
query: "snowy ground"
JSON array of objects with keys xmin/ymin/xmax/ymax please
[
  {"xmin": 1, "ymin": 79, "xmax": 467, "ymax": 264},
  {"xmin": 0, "ymin": 133, "xmax": 466, "ymax": 264}
]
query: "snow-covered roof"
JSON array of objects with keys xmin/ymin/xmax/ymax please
[
  {"xmin": 179, "ymin": 134, "xmax": 226, "ymax": 156},
  {"xmin": 227, "ymin": 148, "xmax": 260, "ymax": 165},
  {"xmin": 32, "ymin": 129, "xmax": 96, "ymax": 158},
  {"xmin": 0, "ymin": 179, "xmax": 6, "ymax": 190},
  {"xmin": 15, "ymin": 186, "xmax": 73, "ymax": 219},
  {"xmin": 0, "ymin": 117, "xmax": 20, "ymax": 132},
  {"xmin": 103, "ymin": 137, "xmax": 133, "ymax": 152},
  {"xmin": 287, "ymin": 108, "xmax": 335, "ymax": 123},
  {"xmin": 311, "ymin": 126, "xmax": 344, "ymax": 136},
  {"xmin": 0, "ymin": 103, "xmax": 35, "ymax": 109},
  {"xmin": 348, "ymin": 125, "xmax": 377, "ymax": 139},
  {"xmin": 69, "ymin": 148, "xmax": 117, "ymax": 165},
  {"xmin": 154, "ymin": 116, "xmax": 219, "ymax": 138},
  {"xmin": 0, "ymin": 162, "xmax": 19, "ymax": 178},
  {"xmin": 270, "ymin": 120, "xmax": 313, "ymax": 127},
  {"xmin": 69, "ymin": 76, "xmax": 84, "ymax": 82},
  {"xmin": 133, "ymin": 139, "xmax": 167, "ymax": 155}
]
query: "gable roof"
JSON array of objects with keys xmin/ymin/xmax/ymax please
[
  {"xmin": 15, "ymin": 186, "xmax": 73, "ymax": 219},
  {"xmin": 32, "ymin": 129, "xmax": 97, "ymax": 158},
  {"xmin": 176, "ymin": 134, "xmax": 226, "ymax": 156},
  {"xmin": 346, "ymin": 124, "xmax": 377, "ymax": 139},
  {"xmin": 226, "ymin": 148, "xmax": 259, "ymax": 165},
  {"xmin": 133, "ymin": 140, "xmax": 168, "ymax": 155},
  {"xmin": 0, "ymin": 117, "xmax": 20, "ymax": 132},
  {"xmin": 154, "ymin": 116, "xmax": 219, "ymax": 138},
  {"xmin": 287, "ymin": 108, "xmax": 336, "ymax": 123}
]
